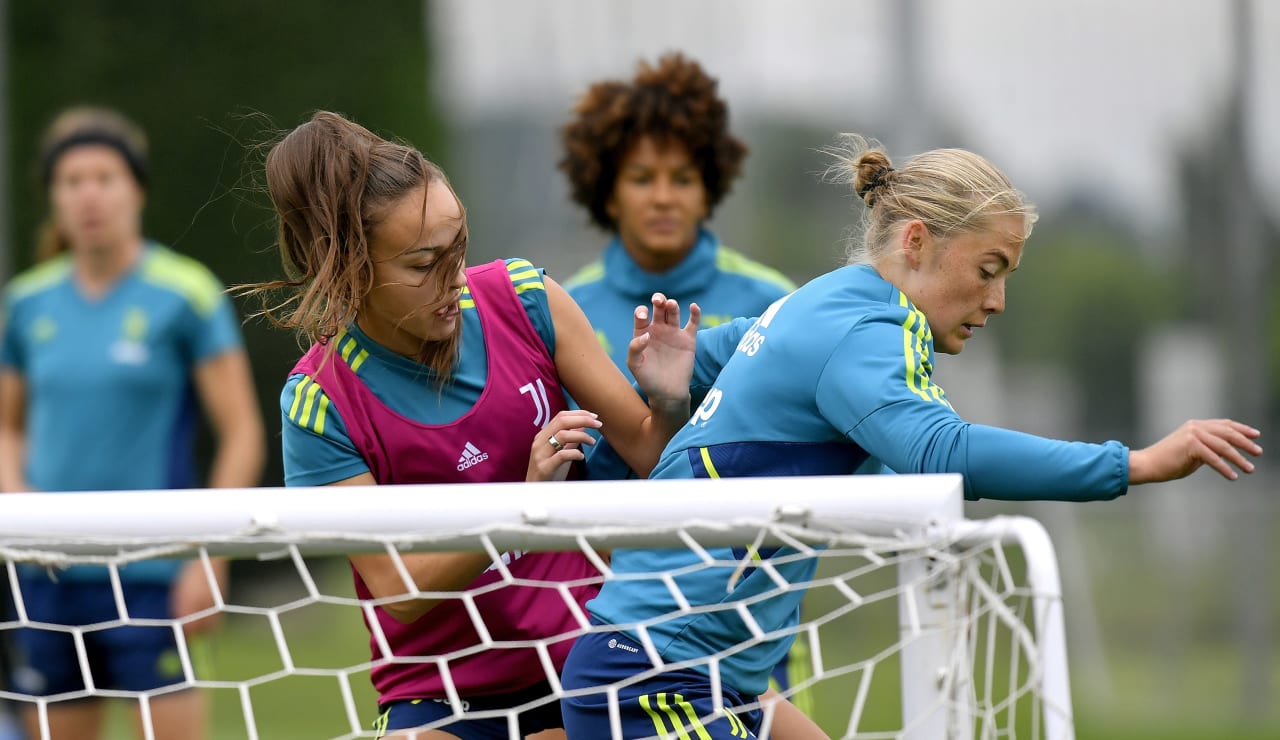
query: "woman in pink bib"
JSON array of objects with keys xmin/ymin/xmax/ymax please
[{"xmin": 246, "ymin": 111, "xmax": 699, "ymax": 740}]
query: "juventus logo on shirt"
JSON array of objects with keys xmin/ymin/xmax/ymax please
[{"xmin": 519, "ymin": 378, "xmax": 552, "ymax": 428}]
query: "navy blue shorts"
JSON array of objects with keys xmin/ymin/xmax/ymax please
[
  {"xmin": 561, "ymin": 628, "xmax": 762, "ymax": 740},
  {"xmin": 9, "ymin": 575, "xmax": 193, "ymax": 696},
  {"xmin": 372, "ymin": 681, "xmax": 562, "ymax": 739}
]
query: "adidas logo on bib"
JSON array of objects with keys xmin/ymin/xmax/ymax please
[{"xmin": 456, "ymin": 442, "xmax": 490, "ymax": 471}]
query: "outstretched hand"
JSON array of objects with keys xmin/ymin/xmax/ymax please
[
  {"xmin": 627, "ymin": 292, "xmax": 699, "ymax": 406},
  {"xmin": 1129, "ymin": 419, "xmax": 1262, "ymax": 484}
]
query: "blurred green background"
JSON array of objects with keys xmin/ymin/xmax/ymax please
[{"xmin": 3, "ymin": 1, "xmax": 1277, "ymax": 738}]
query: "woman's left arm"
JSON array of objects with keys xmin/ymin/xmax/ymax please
[
  {"xmin": 175, "ymin": 348, "xmax": 266, "ymax": 634},
  {"xmin": 545, "ymin": 276, "xmax": 696, "ymax": 477}
]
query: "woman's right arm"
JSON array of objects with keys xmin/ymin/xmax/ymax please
[
  {"xmin": 817, "ymin": 310, "xmax": 1261, "ymax": 500},
  {"xmin": 0, "ymin": 370, "xmax": 30, "ymax": 492}
]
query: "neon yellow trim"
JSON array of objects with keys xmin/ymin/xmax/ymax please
[
  {"xmin": 122, "ymin": 307, "xmax": 148, "ymax": 340},
  {"xmin": 672, "ymin": 694, "xmax": 713, "ymax": 740},
  {"xmin": 313, "ymin": 395, "xmax": 330, "ymax": 435},
  {"xmin": 340, "ymin": 337, "xmax": 357, "ymax": 363},
  {"xmin": 698, "ymin": 447, "xmax": 721, "ymax": 479},
  {"xmin": 186, "ymin": 634, "xmax": 214, "ymax": 680},
  {"xmin": 7, "ymin": 256, "xmax": 71, "ymax": 302},
  {"xmin": 656, "ymin": 693, "xmax": 692, "ymax": 740},
  {"xmin": 507, "ymin": 268, "xmax": 540, "ymax": 282},
  {"xmin": 139, "ymin": 247, "xmax": 223, "ymax": 317},
  {"xmin": 595, "ymin": 329, "xmax": 614, "ymax": 357},
  {"xmin": 506, "ymin": 258, "xmax": 535, "ymax": 272},
  {"xmin": 715, "ymin": 247, "xmax": 795, "ymax": 292},
  {"xmin": 459, "ymin": 299, "xmax": 477, "ymax": 309},
  {"xmin": 299, "ymin": 381, "xmax": 321, "ymax": 427},
  {"xmin": 788, "ymin": 635, "xmax": 817, "ymax": 717},
  {"xmin": 725, "ymin": 711, "xmax": 748, "ymax": 738},
  {"xmin": 350, "ymin": 349, "xmax": 369, "ymax": 373},
  {"xmin": 898, "ymin": 294, "xmax": 932, "ymax": 402},
  {"xmin": 562, "ymin": 260, "xmax": 604, "ymax": 289},
  {"xmin": 288, "ymin": 377, "xmax": 311, "ymax": 420},
  {"xmin": 513, "ymin": 281, "xmax": 545, "ymax": 294},
  {"xmin": 32, "ymin": 316, "xmax": 57, "ymax": 343},
  {"xmin": 639, "ymin": 694, "xmax": 671, "ymax": 738}
]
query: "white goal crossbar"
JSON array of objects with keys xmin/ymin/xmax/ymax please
[{"xmin": 0, "ymin": 474, "xmax": 1073, "ymax": 740}]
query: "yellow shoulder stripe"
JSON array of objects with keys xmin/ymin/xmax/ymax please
[
  {"xmin": 7, "ymin": 256, "xmax": 72, "ymax": 302},
  {"xmin": 715, "ymin": 247, "xmax": 795, "ymax": 292},
  {"xmin": 139, "ymin": 247, "xmax": 225, "ymax": 318},
  {"xmin": 562, "ymin": 260, "xmax": 604, "ymax": 290},
  {"xmin": 288, "ymin": 375, "xmax": 334, "ymax": 435}
]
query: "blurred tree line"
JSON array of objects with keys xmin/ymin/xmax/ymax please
[{"xmin": 5, "ymin": 0, "xmax": 442, "ymax": 486}]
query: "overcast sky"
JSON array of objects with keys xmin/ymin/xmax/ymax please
[{"xmin": 431, "ymin": 0, "xmax": 1277, "ymax": 234}]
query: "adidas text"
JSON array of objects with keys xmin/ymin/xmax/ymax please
[{"xmin": 457, "ymin": 442, "xmax": 490, "ymax": 471}]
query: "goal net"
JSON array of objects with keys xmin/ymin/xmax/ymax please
[{"xmin": 0, "ymin": 474, "xmax": 1072, "ymax": 740}]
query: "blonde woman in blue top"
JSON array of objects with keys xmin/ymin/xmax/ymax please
[
  {"xmin": 0, "ymin": 107, "xmax": 265, "ymax": 740},
  {"xmin": 561, "ymin": 136, "xmax": 1263, "ymax": 739}
]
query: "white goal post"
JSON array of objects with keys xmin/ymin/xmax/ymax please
[{"xmin": 0, "ymin": 474, "xmax": 1073, "ymax": 740}]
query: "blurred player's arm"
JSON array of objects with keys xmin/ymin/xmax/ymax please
[
  {"xmin": 339, "ymin": 472, "xmax": 495, "ymax": 624},
  {"xmin": 0, "ymin": 369, "xmax": 30, "ymax": 492},
  {"xmin": 176, "ymin": 348, "xmax": 266, "ymax": 634},
  {"xmin": 194, "ymin": 348, "xmax": 265, "ymax": 490}
]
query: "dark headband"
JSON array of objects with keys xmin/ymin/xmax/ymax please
[{"xmin": 42, "ymin": 131, "xmax": 149, "ymax": 188}]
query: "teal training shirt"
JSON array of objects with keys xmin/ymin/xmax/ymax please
[
  {"xmin": 280, "ymin": 258, "xmax": 555, "ymax": 487},
  {"xmin": 0, "ymin": 243, "xmax": 243, "ymax": 582},
  {"xmin": 566, "ymin": 229, "xmax": 794, "ymax": 479},
  {"xmin": 588, "ymin": 263, "xmax": 1129, "ymax": 695},
  {"xmin": 563, "ymin": 229, "xmax": 793, "ymax": 375}
]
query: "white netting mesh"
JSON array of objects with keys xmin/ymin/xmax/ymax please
[{"xmin": 0, "ymin": 478, "xmax": 1072, "ymax": 740}]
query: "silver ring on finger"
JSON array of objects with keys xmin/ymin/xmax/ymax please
[{"xmin": 548, "ymin": 434, "xmax": 563, "ymax": 452}]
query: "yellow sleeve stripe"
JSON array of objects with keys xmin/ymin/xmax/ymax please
[
  {"xmin": 298, "ymin": 380, "xmax": 321, "ymax": 428},
  {"xmin": 340, "ymin": 337, "xmax": 358, "ymax": 363},
  {"xmin": 514, "ymin": 281, "xmax": 545, "ymax": 294},
  {"xmin": 506, "ymin": 258, "xmax": 536, "ymax": 273},
  {"xmin": 459, "ymin": 298, "xmax": 477, "ymax": 309},
  {"xmin": 288, "ymin": 375, "xmax": 333, "ymax": 435},
  {"xmin": 698, "ymin": 447, "xmax": 722, "ymax": 479},
  {"xmin": 900, "ymin": 309, "xmax": 932, "ymax": 402},
  {"xmin": 508, "ymin": 269, "xmax": 542, "ymax": 282},
  {"xmin": 897, "ymin": 293, "xmax": 951, "ymax": 407},
  {"xmin": 349, "ymin": 348, "xmax": 369, "ymax": 373},
  {"xmin": 288, "ymin": 376, "xmax": 311, "ymax": 420},
  {"xmin": 313, "ymin": 394, "xmax": 330, "ymax": 435}
]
